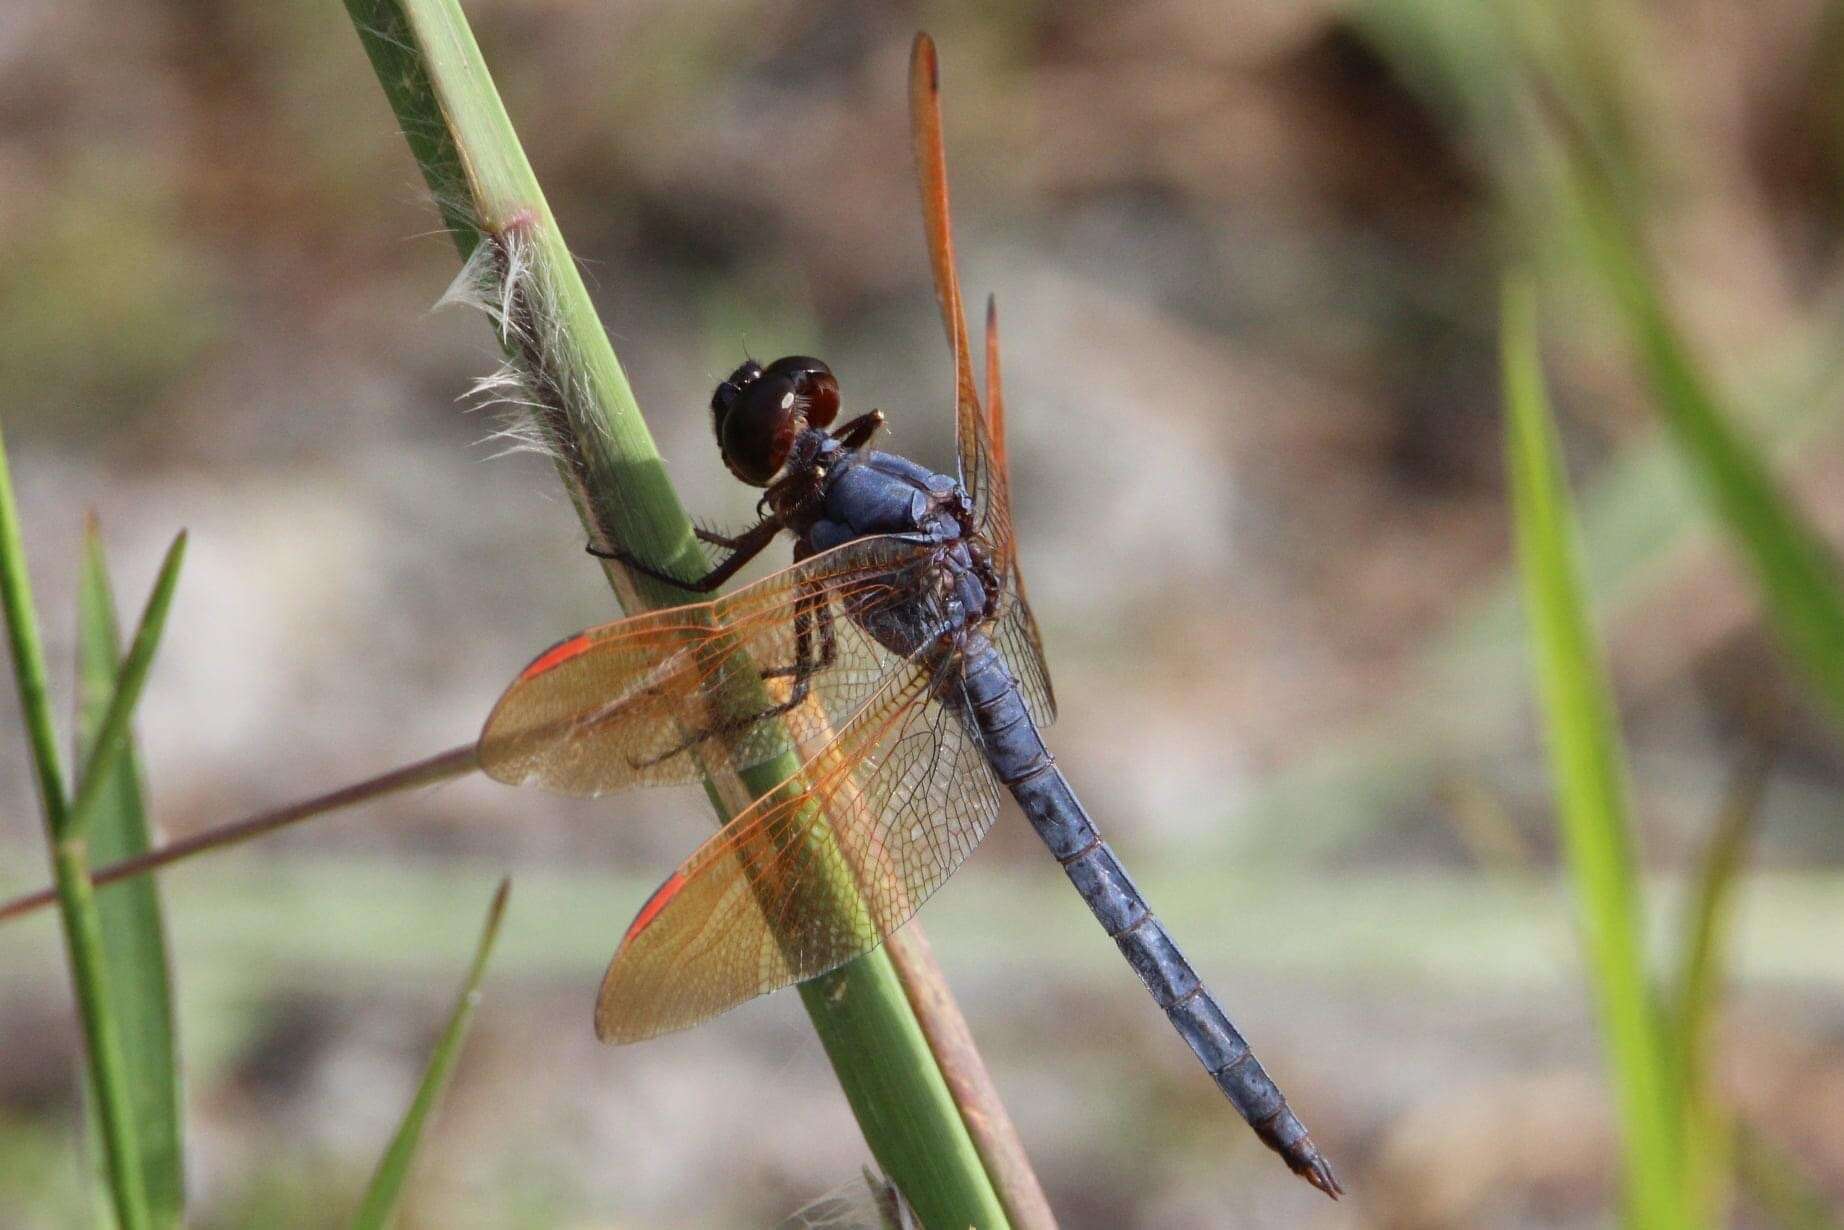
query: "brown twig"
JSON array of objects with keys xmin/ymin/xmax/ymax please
[
  {"xmin": 0, "ymin": 744, "xmax": 478, "ymax": 923},
  {"xmin": 886, "ymin": 923, "xmax": 1058, "ymax": 1230}
]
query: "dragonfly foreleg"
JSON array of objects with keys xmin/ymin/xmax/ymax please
[
  {"xmin": 828, "ymin": 409, "xmax": 885, "ymax": 450},
  {"xmin": 692, "ymin": 525, "xmax": 755, "ymax": 551},
  {"xmin": 587, "ymin": 516, "xmax": 782, "ymax": 594}
]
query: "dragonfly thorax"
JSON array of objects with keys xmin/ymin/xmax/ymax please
[
  {"xmin": 802, "ymin": 444, "xmax": 998, "ymax": 654},
  {"xmin": 808, "ymin": 446, "xmax": 969, "ymax": 550}
]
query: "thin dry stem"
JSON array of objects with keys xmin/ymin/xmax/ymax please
[{"xmin": 0, "ymin": 745, "xmax": 478, "ymax": 923}]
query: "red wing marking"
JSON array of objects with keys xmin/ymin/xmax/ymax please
[
  {"xmin": 624, "ymin": 870, "xmax": 688, "ymax": 942},
  {"xmin": 519, "ymin": 633, "xmax": 596, "ymax": 681}
]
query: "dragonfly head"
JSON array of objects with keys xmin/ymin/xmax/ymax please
[{"xmin": 709, "ymin": 355, "xmax": 841, "ymax": 486}]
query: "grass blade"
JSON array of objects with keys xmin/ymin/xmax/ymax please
[
  {"xmin": 1501, "ymin": 277, "xmax": 1688, "ymax": 1229},
  {"xmin": 352, "ymin": 878, "xmax": 510, "ymax": 1230},
  {"xmin": 65, "ymin": 531, "xmax": 185, "ymax": 842},
  {"xmin": 340, "ymin": 5, "xmax": 1015, "ymax": 1224},
  {"xmin": 75, "ymin": 520, "xmax": 184, "ymax": 1226},
  {"xmin": 1555, "ymin": 95, "xmax": 1844, "ymax": 737},
  {"xmin": 1670, "ymin": 751, "xmax": 1768, "ymax": 1066},
  {"xmin": 0, "ymin": 419, "xmax": 149, "ymax": 1230},
  {"xmin": 0, "ymin": 421, "xmax": 72, "ymax": 841},
  {"xmin": 1667, "ymin": 745, "xmax": 1772, "ymax": 1225}
]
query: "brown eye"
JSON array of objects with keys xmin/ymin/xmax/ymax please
[
  {"xmin": 719, "ymin": 372, "xmax": 799, "ymax": 486},
  {"xmin": 710, "ymin": 358, "xmax": 763, "ymax": 450},
  {"xmin": 799, "ymin": 370, "xmax": 839, "ymax": 429},
  {"xmin": 709, "ymin": 356, "xmax": 839, "ymax": 486},
  {"xmin": 799, "ymin": 369, "xmax": 839, "ymax": 429},
  {"xmin": 762, "ymin": 356, "xmax": 839, "ymax": 429}
]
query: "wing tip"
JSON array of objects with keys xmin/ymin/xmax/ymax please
[
  {"xmin": 911, "ymin": 31, "xmax": 938, "ymax": 94},
  {"xmin": 595, "ymin": 883, "xmax": 688, "ymax": 1046},
  {"xmin": 593, "ymin": 1000, "xmax": 640, "ymax": 1044},
  {"xmin": 984, "ymin": 293, "xmax": 1002, "ymax": 391}
]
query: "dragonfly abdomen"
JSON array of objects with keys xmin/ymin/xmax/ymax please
[{"xmin": 952, "ymin": 634, "xmax": 1343, "ymax": 1198}]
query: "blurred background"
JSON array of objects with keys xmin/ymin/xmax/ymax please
[{"xmin": 3, "ymin": 1, "xmax": 1843, "ymax": 1226}]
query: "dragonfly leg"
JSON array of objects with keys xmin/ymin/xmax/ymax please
[
  {"xmin": 587, "ymin": 516, "xmax": 781, "ymax": 594},
  {"xmin": 761, "ymin": 586, "xmax": 835, "ymax": 684},
  {"xmin": 632, "ymin": 584, "xmax": 838, "ymax": 769},
  {"xmin": 693, "ymin": 525, "xmax": 753, "ymax": 551},
  {"xmin": 829, "ymin": 409, "xmax": 885, "ymax": 450}
]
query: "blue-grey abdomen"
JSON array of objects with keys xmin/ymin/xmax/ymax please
[{"xmin": 950, "ymin": 633, "xmax": 1340, "ymax": 1194}]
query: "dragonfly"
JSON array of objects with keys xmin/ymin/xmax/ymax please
[{"xmin": 477, "ymin": 33, "xmax": 1339, "ymax": 1199}]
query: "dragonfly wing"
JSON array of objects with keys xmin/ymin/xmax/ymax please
[
  {"xmin": 982, "ymin": 295, "xmax": 1056, "ymax": 726},
  {"xmin": 477, "ymin": 537, "xmax": 935, "ymax": 797},
  {"xmin": 594, "ymin": 651, "xmax": 1003, "ymax": 1042},
  {"xmin": 992, "ymin": 584, "xmax": 1056, "ymax": 728},
  {"xmin": 911, "ymin": 36, "xmax": 1053, "ymax": 730},
  {"xmin": 910, "ymin": 33, "xmax": 1001, "ymax": 538}
]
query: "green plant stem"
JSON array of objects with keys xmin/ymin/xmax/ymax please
[
  {"xmin": 1502, "ymin": 278, "xmax": 1687, "ymax": 1230},
  {"xmin": 339, "ymin": 4, "xmax": 1012, "ymax": 1224},
  {"xmin": 0, "ymin": 420, "xmax": 150, "ymax": 1230},
  {"xmin": 52, "ymin": 838, "xmax": 151, "ymax": 1229},
  {"xmin": 354, "ymin": 879, "xmax": 511, "ymax": 1228},
  {"xmin": 885, "ymin": 925, "xmax": 1056, "ymax": 1230}
]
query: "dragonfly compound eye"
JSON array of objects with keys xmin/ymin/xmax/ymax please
[
  {"xmin": 709, "ymin": 358, "xmax": 765, "ymax": 444},
  {"xmin": 713, "ymin": 356, "xmax": 841, "ymax": 486},
  {"xmin": 760, "ymin": 355, "xmax": 840, "ymax": 430},
  {"xmin": 718, "ymin": 370, "xmax": 801, "ymax": 486}
]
